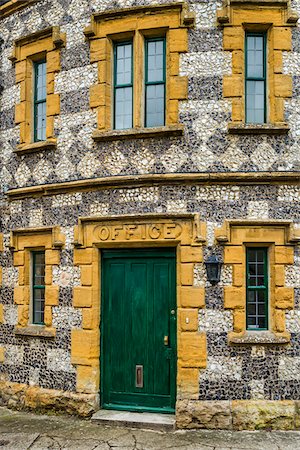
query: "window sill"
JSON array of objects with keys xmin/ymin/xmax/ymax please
[
  {"xmin": 15, "ymin": 140, "xmax": 57, "ymax": 155},
  {"xmin": 228, "ymin": 122, "xmax": 290, "ymax": 135},
  {"xmin": 92, "ymin": 125, "xmax": 184, "ymax": 142},
  {"xmin": 228, "ymin": 330, "xmax": 290, "ymax": 345},
  {"xmin": 14, "ymin": 325, "xmax": 56, "ymax": 338}
]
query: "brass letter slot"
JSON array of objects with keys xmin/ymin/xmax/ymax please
[{"xmin": 135, "ymin": 365, "xmax": 143, "ymax": 388}]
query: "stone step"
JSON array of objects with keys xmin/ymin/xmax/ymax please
[{"xmin": 91, "ymin": 409, "xmax": 176, "ymax": 431}]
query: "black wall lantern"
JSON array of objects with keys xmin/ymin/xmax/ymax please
[{"xmin": 205, "ymin": 255, "xmax": 222, "ymax": 285}]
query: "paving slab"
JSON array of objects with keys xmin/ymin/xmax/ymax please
[
  {"xmin": 92, "ymin": 410, "xmax": 175, "ymax": 431},
  {"xmin": 0, "ymin": 432, "xmax": 39, "ymax": 449}
]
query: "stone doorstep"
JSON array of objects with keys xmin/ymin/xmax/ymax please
[{"xmin": 91, "ymin": 410, "xmax": 175, "ymax": 431}]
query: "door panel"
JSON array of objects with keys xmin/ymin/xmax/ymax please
[{"xmin": 101, "ymin": 248, "xmax": 176, "ymax": 413}]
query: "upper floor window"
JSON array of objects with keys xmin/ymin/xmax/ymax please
[
  {"xmin": 87, "ymin": 3, "xmax": 194, "ymax": 140},
  {"xmin": 113, "ymin": 37, "xmax": 166, "ymax": 131},
  {"xmin": 34, "ymin": 60, "xmax": 47, "ymax": 142},
  {"xmin": 245, "ymin": 33, "xmax": 266, "ymax": 124},
  {"xmin": 11, "ymin": 26, "xmax": 65, "ymax": 154},
  {"xmin": 220, "ymin": 0, "xmax": 296, "ymax": 134},
  {"xmin": 246, "ymin": 247, "xmax": 268, "ymax": 331}
]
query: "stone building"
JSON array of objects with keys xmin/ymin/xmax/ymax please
[{"xmin": 0, "ymin": 0, "xmax": 300, "ymax": 430}]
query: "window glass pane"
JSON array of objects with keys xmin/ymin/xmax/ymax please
[
  {"xmin": 36, "ymin": 62, "xmax": 46, "ymax": 101},
  {"xmin": 146, "ymin": 84, "xmax": 164, "ymax": 127},
  {"xmin": 247, "ymin": 35, "xmax": 264, "ymax": 78},
  {"xmin": 246, "ymin": 80, "xmax": 265, "ymax": 124},
  {"xmin": 34, "ymin": 61, "xmax": 46, "ymax": 142},
  {"xmin": 36, "ymin": 102, "xmax": 46, "ymax": 141},
  {"xmin": 115, "ymin": 87, "xmax": 133, "ymax": 130},
  {"xmin": 116, "ymin": 43, "xmax": 132, "ymax": 86},
  {"xmin": 33, "ymin": 288, "xmax": 45, "ymax": 324},
  {"xmin": 147, "ymin": 39, "xmax": 164, "ymax": 83},
  {"xmin": 33, "ymin": 253, "xmax": 45, "ymax": 286}
]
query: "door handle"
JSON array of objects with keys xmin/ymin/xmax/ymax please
[{"xmin": 164, "ymin": 335, "xmax": 169, "ymax": 346}]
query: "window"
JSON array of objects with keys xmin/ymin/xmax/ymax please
[
  {"xmin": 114, "ymin": 42, "xmax": 133, "ymax": 130},
  {"xmin": 11, "ymin": 27, "xmax": 65, "ymax": 153},
  {"xmin": 87, "ymin": 4, "xmax": 193, "ymax": 140},
  {"xmin": 220, "ymin": 0, "xmax": 295, "ymax": 133},
  {"xmin": 32, "ymin": 251, "xmax": 46, "ymax": 325},
  {"xmin": 145, "ymin": 37, "xmax": 166, "ymax": 128},
  {"xmin": 34, "ymin": 60, "xmax": 47, "ymax": 142},
  {"xmin": 113, "ymin": 37, "xmax": 166, "ymax": 130},
  {"xmin": 246, "ymin": 247, "xmax": 268, "ymax": 330},
  {"xmin": 245, "ymin": 33, "xmax": 266, "ymax": 124}
]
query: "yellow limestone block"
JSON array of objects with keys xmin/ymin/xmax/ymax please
[
  {"xmin": 47, "ymin": 94, "xmax": 60, "ymax": 116},
  {"xmin": 71, "ymin": 329, "xmax": 100, "ymax": 365},
  {"xmin": 169, "ymin": 29, "xmax": 188, "ymax": 53},
  {"xmin": 45, "ymin": 249, "xmax": 60, "ymax": 265},
  {"xmin": 274, "ymin": 75, "xmax": 292, "ymax": 98},
  {"xmin": 0, "ymin": 304, "xmax": 3, "ymax": 324},
  {"xmin": 223, "ymin": 27, "xmax": 243, "ymax": 51},
  {"xmin": 76, "ymin": 364, "xmax": 99, "ymax": 393},
  {"xmin": 90, "ymin": 84, "xmax": 106, "ymax": 108},
  {"xmin": 74, "ymin": 248, "xmax": 94, "ymax": 265},
  {"xmin": 179, "ymin": 308, "xmax": 199, "ymax": 332},
  {"xmin": 223, "ymin": 75, "xmax": 243, "ymax": 98},
  {"xmin": 169, "ymin": 76, "xmax": 188, "ymax": 100},
  {"xmin": 181, "ymin": 246, "xmax": 202, "ymax": 263},
  {"xmin": 47, "ymin": 50, "xmax": 61, "ymax": 73},
  {"xmin": 178, "ymin": 332, "xmax": 207, "ymax": 368},
  {"xmin": 73, "ymin": 286, "xmax": 93, "ymax": 308},
  {"xmin": 275, "ymin": 287, "xmax": 294, "ymax": 309},
  {"xmin": 177, "ymin": 367, "xmax": 199, "ymax": 399},
  {"xmin": 181, "ymin": 263, "xmax": 194, "ymax": 286},
  {"xmin": 233, "ymin": 309, "xmax": 245, "ymax": 333},
  {"xmin": 275, "ymin": 246, "xmax": 294, "ymax": 265},
  {"xmin": 180, "ymin": 286, "xmax": 205, "ymax": 308},
  {"xmin": 45, "ymin": 285, "xmax": 59, "ymax": 306},
  {"xmin": 224, "ymin": 286, "xmax": 244, "ymax": 309},
  {"xmin": 274, "ymin": 309, "xmax": 286, "ymax": 333}
]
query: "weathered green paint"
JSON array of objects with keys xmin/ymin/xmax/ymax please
[{"xmin": 101, "ymin": 248, "xmax": 176, "ymax": 413}]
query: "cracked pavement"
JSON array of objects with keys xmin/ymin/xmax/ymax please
[{"xmin": 0, "ymin": 408, "xmax": 300, "ymax": 450}]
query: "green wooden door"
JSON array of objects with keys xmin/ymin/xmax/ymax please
[{"xmin": 101, "ymin": 248, "xmax": 176, "ymax": 413}]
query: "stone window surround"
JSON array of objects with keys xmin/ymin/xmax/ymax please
[
  {"xmin": 218, "ymin": 0, "xmax": 298, "ymax": 135},
  {"xmin": 10, "ymin": 27, "xmax": 65, "ymax": 155},
  {"xmin": 216, "ymin": 220, "xmax": 300, "ymax": 345},
  {"xmin": 71, "ymin": 213, "xmax": 206, "ymax": 400},
  {"xmin": 10, "ymin": 226, "xmax": 65, "ymax": 338},
  {"xmin": 84, "ymin": 3, "xmax": 195, "ymax": 142}
]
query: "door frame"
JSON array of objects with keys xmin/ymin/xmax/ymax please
[
  {"xmin": 71, "ymin": 214, "xmax": 206, "ymax": 413},
  {"xmin": 100, "ymin": 247, "xmax": 177, "ymax": 413}
]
